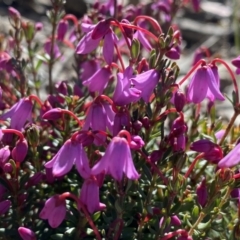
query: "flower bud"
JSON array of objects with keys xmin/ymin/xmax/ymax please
[
  {"xmin": 130, "ymin": 135, "xmax": 145, "ymax": 150},
  {"xmin": 150, "ymin": 150, "xmax": 163, "ymax": 163},
  {"xmin": 26, "ymin": 124, "xmax": 40, "ymax": 148},
  {"xmin": 12, "ymin": 139, "xmax": 28, "ymax": 163},
  {"xmin": 18, "ymin": 227, "xmax": 36, "ymax": 240},
  {"xmin": 216, "ymin": 168, "xmax": 234, "ymax": 187},
  {"xmin": 35, "ymin": 22, "xmax": 43, "ymax": 31},
  {"xmin": 42, "ymin": 108, "xmax": 62, "ymax": 121},
  {"xmin": 8, "ymin": 7, "xmax": 21, "ymax": 21},
  {"xmin": 174, "ymin": 90, "xmax": 186, "ymax": 112},
  {"xmin": 203, "ymin": 146, "xmax": 223, "ymax": 164},
  {"xmin": 3, "ymin": 163, "xmax": 13, "ymax": 173},
  {"xmin": 190, "ymin": 139, "xmax": 216, "ymax": 153},
  {"xmin": 25, "ymin": 172, "xmax": 44, "ymax": 188},
  {"xmin": 196, "ymin": 179, "xmax": 208, "ymax": 207},
  {"xmin": 141, "ymin": 116, "xmax": 150, "ymax": 129},
  {"xmin": 57, "ymin": 19, "xmax": 68, "ymax": 41},
  {"xmin": 0, "ymin": 146, "xmax": 11, "ymax": 168}
]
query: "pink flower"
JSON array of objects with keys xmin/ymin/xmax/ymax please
[
  {"xmin": 83, "ymin": 100, "xmax": 115, "ymax": 144},
  {"xmin": 82, "ymin": 66, "xmax": 111, "ymax": 94},
  {"xmin": 44, "ymin": 39, "xmax": 61, "ymax": 59},
  {"xmin": 18, "ymin": 227, "xmax": 36, "ymax": 240},
  {"xmin": 12, "ymin": 138, "xmax": 28, "ymax": 163},
  {"xmin": 0, "ymin": 98, "xmax": 33, "ymax": 130},
  {"xmin": 196, "ymin": 179, "xmax": 207, "ymax": 207},
  {"xmin": 113, "ymin": 66, "xmax": 141, "ymax": 105},
  {"xmin": 92, "ymin": 135, "xmax": 140, "ymax": 181},
  {"xmin": 57, "ymin": 19, "xmax": 68, "ymax": 41},
  {"xmin": 0, "ymin": 146, "xmax": 11, "ymax": 169},
  {"xmin": 232, "ymin": 56, "xmax": 240, "ymax": 75},
  {"xmin": 80, "ymin": 178, "xmax": 106, "ymax": 213},
  {"xmin": 131, "ymin": 69, "xmax": 160, "ymax": 102},
  {"xmin": 45, "ymin": 139, "xmax": 91, "ymax": 178},
  {"xmin": 218, "ymin": 143, "xmax": 240, "ymax": 168},
  {"xmin": 76, "ymin": 20, "xmax": 118, "ymax": 64},
  {"xmin": 187, "ymin": 64, "xmax": 224, "ymax": 103},
  {"xmin": 39, "ymin": 195, "xmax": 66, "ymax": 228}
]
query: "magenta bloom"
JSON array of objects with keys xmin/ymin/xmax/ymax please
[
  {"xmin": 92, "ymin": 135, "xmax": 140, "ymax": 181},
  {"xmin": 232, "ymin": 56, "xmax": 240, "ymax": 75},
  {"xmin": 12, "ymin": 138, "xmax": 28, "ymax": 163},
  {"xmin": 131, "ymin": 69, "xmax": 159, "ymax": 102},
  {"xmin": 76, "ymin": 20, "xmax": 118, "ymax": 64},
  {"xmin": 39, "ymin": 195, "xmax": 66, "ymax": 228},
  {"xmin": 80, "ymin": 178, "xmax": 106, "ymax": 213},
  {"xmin": 0, "ymin": 98, "xmax": 33, "ymax": 130},
  {"xmin": 218, "ymin": 143, "xmax": 240, "ymax": 168},
  {"xmin": 187, "ymin": 65, "xmax": 225, "ymax": 103},
  {"xmin": 44, "ymin": 39, "xmax": 61, "ymax": 59},
  {"xmin": 57, "ymin": 19, "xmax": 68, "ymax": 41},
  {"xmin": 113, "ymin": 67, "xmax": 141, "ymax": 105},
  {"xmin": 83, "ymin": 100, "xmax": 115, "ymax": 143},
  {"xmin": 82, "ymin": 66, "xmax": 111, "ymax": 94},
  {"xmin": 18, "ymin": 227, "xmax": 36, "ymax": 240},
  {"xmin": 45, "ymin": 139, "xmax": 91, "ymax": 178},
  {"xmin": 0, "ymin": 199, "xmax": 11, "ymax": 215},
  {"xmin": 196, "ymin": 179, "xmax": 208, "ymax": 207},
  {"xmin": 0, "ymin": 146, "xmax": 11, "ymax": 169},
  {"xmin": 81, "ymin": 60, "xmax": 100, "ymax": 81}
]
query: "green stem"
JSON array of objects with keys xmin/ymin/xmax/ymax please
[{"xmin": 188, "ymin": 212, "xmax": 205, "ymax": 236}]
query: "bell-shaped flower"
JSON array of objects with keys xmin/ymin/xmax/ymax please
[
  {"xmin": 82, "ymin": 66, "xmax": 111, "ymax": 94},
  {"xmin": 113, "ymin": 108, "xmax": 130, "ymax": 136},
  {"xmin": 0, "ymin": 98, "xmax": 33, "ymax": 130},
  {"xmin": 231, "ymin": 56, "xmax": 240, "ymax": 75},
  {"xmin": 76, "ymin": 20, "xmax": 118, "ymax": 64},
  {"xmin": 131, "ymin": 69, "xmax": 160, "ymax": 102},
  {"xmin": 187, "ymin": 64, "xmax": 225, "ymax": 104},
  {"xmin": 165, "ymin": 46, "xmax": 181, "ymax": 60},
  {"xmin": 83, "ymin": 100, "xmax": 115, "ymax": 145},
  {"xmin": 113, "ymin": 66, "xmax": 141, "ymax": 105},
  {"xmin": 80, "ymin": 178, "xmax": 106, "ymax": 214},
  {"xmin": 218, "ymin": 143, "xmax": 240, "ymax": 168},
  {"xmin": 45, "ymin": 139, "xmax": 91, "ymax": 178},
  {"xmin": 18, "ymin": 227, "xmax": 36, "ymax": 240},
  {"xmin": 81, "ymin": 60, "xmax": 100, "ymax": 81},
  {"xmin": 39, "ymin": 195, "xmax": 66, "ymax": 228},
  {"xmin": 92, "ymin": 135, "xmax": 140, "ymax": 181}
]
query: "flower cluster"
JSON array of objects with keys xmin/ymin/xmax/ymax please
[{"xmin": 0, "ymin": 0, "xmax": 240, "ymax": 239}]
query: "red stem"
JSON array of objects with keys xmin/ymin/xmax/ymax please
[
  {"xmin": 2, "ymin": 129, "xmax": 24, "ymax": 141},
  {"xmin": 155, "ymin": 108, "xmax": 177, "ymax": 122},
  {"xmin": 178, "ymin": 59, "xmax": 206, "ymax": 85},
  {"xmin": 61, "ymin": 192, "xmax": 102, "ymax": 240},
  {"xmin": 114, "ymin": 43, "xmax": 125, "ymax": 71},
  {"xmin": 133, "ymin": 15, "xmax": 162, "ymax": 34},
  {"xmin": 28, "ymin": 94, "xmax": 43, "ymax": 107},
  {"xmin": 212, "ymin": 58, "xmax": 239, "ymax": 105},
  {"xmin": 160, "ymin": 229, "xmax": 189, "ymax": 240},
  {"xmin": 184, "ymin": 153, "xmax": 204, "ymax": 178},
  {"xmin": 118, "ymin": 130, "xmax": 131, "ymax": 144},
  {"xmin": 61, "ymin": 109, "xmax": 83, "ymax": 127},
  {"xmin": 63, "ymin": 14, "xmax": 79, "ymax": 26}
]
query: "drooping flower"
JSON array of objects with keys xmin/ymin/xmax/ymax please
[
  {"xmin": 0, "ymin": 98, "xmax": 33, "ymax": 130},
  {"xmin": 83, "ymin": 99, "xmax": 115, "ymax": 144},
  {"xmin": 186, "ymin": 64, "xmax": 225, "ymax": 104},
  {"xmin": 39, "ymin": 195, "xmax": 66, "ymax": 228},
  {"xmin": 18, "ymin": 227, "xmax": 36, "ymax": 240},
  {"xmin": 80, "ymin": 178, "xmax": 106, "ymax": 214},
  {"xmin": 218, "ymin": 143, "xmax": 240, "ymax": 168},
  {"xmin": 82, "ymin": 66, "xmax": 111, "ymax": 94},
  {"xmin": 45, "ymin": 139, "xmax": 91, "ymax": 178},
  {"xmin": 76, "ymin": 19, "xmax": 118, "ymax": 64},
  {"xmin": 92, "ymin": 134, "xmax": 140, "ymax": 181},
  {"xmin": 231, "ymin": 56, "xmax": 240, "ymax": 75},
  {"xmin": 131, "ymin": 69, "xmax": 160, "ymax": 102},
  {"xmin": 113, "ymin": 66, "xmax": 141, "ymax": 105}
]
